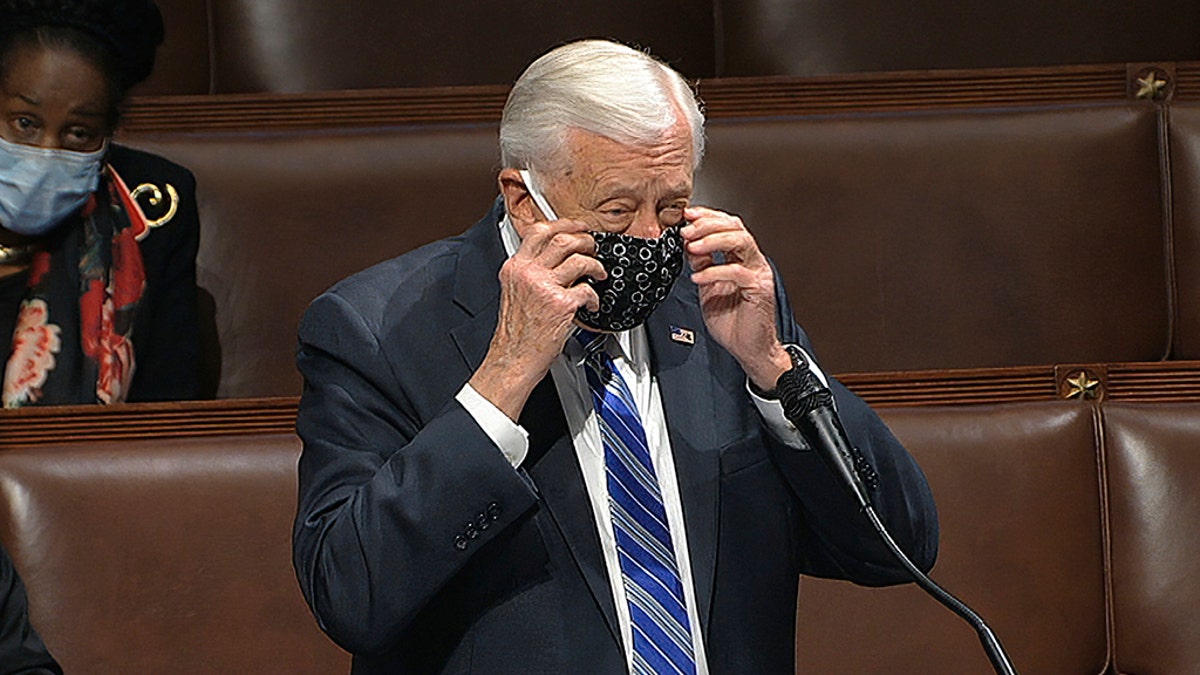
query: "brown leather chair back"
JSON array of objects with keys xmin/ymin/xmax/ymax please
[
  {"xmin": 794, "ymin": 402, "xmax": 1108, "ymax": 674},
  {"xmin": 119, "ymin": 124, "xmax": 503, "ymax": 398},
  {"xmin": 1103, "ymin": 402, "xmax": 1200, "ymax": 674},
  {"xmin": 206, "ymin": 0, "xmax": 716, "ymax": 92},
  {"xmin": 717, "ymin": 0, "xmax": 1200, "ymax": 76},
  {"xmin": 134, "ymin": 1, "xmax": 1200, "ymax": 93},
  {"xmin": 0, "ymin": 433, "xmax": 349, "ymax": 674},
  {"xmin": 120, "ymin": 101, "xmax": 1173, "ymax": 396},
  {"xmin": 127, "ymin": 0, "xmax": 211, "ymax": 96},
  {"xmin": 697, "ymin": 103, "xmax": 1170, "ymax": 373},
  {"xmin": 1167, "ymin": 103, "xmax": 1200, "ymax": 359}
]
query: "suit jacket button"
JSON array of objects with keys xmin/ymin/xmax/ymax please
[
  {"xmin": 487, "ymin": 502, "xmax": 502, "ymax": 520},
  {"xmin": 454, "ymin": 535, "xmax": 468, "ymax": 551},
  {"xmin": 476, "ymin": 513, "xmax": 490, "ymax": 530},
  {"xmin": 465, "ymin": 523, "xmax": 480, "ymax": 539}
]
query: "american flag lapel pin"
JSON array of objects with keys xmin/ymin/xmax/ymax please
[{"xmin": 669, "ymin": 325, "xmax": 695, "ymax": 345}]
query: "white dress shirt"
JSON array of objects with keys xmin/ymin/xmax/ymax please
[{"xmin": 455, "ymin": 214, "xmax": 827, "ymax": 673}]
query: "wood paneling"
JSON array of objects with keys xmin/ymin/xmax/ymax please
[
  {"xmin": 118, "ymin": 61, "xmax": 1191, "ymax": 134},
  {"xmin": 0, "ymin": 397, "xmax": 298, "ymax": 448},
  {"xmin": 10, "ymin": 362, "xmax": 1200, "ymax": 449}
]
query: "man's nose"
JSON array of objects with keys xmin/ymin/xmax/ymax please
[{"xmin": 626, "ymin": 208, "xmax": 664, "ymax": 239}]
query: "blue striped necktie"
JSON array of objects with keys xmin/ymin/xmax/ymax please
[{"xmin": 576, "ymin": 330, "xmax": 697, "ymax": 675}]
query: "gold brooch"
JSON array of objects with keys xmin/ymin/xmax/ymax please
[{"xmin": 130, "ymin": 182, "xmax": 179, "ymax": 229}]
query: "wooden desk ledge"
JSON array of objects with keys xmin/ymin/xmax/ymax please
[{"xmin": 4, "ymin": 360, "xmax": 1200, "ymax": 449}]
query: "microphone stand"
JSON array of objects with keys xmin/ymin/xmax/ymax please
[{"xmin": 774, "ymin": 350, "xmax": 1018, "ymax": 674}]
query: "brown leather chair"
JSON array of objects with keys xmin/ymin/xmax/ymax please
[
  {"xmin": 4, "ymin": 396, "xmax": 1200, "ymax": 673},
  {"xmin": 794, "ymin": 402, "xmax": 1108, "ymax": 674},
  {"xmin": 0, "ymin": 433, "xmax": 349, "ymax": 674}
]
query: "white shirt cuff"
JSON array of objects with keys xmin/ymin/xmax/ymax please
[
  {"xmin": 456, "ymin": 383, "xmax": 530, "ymax": 467},
  {"xmin": 748, "ymin": 345, "xmax": 830, "ymax": 451}
]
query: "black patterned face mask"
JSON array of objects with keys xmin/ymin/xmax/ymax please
[
  {"xmin": 575, "ymin": 227, "xmax": 684, "ymax": 332},
  {"xmin": 518, "ymin": 170, "xmax": 685, "ymax": 332}
]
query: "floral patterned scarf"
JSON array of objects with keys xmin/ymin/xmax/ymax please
[{"xmin": 2, "ymin": 165, "xmax": 148, "ymax": 407}]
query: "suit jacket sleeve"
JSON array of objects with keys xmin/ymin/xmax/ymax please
[
  {"xmin": 111, "ymin": 146, "xmax": 202, "ymax": 402},
  {"xmin": 292, "ymin": 290, "xmax": 540, "ymax": 657},
  {"xmin": 0, "ymin": 544, "xmax": 61, "ymax": 675},
  {"xmin": 766, "ymin": 266, "xmax": 939, "ymax": 585}
]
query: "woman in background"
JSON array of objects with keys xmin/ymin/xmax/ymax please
[{"xmin": 0, "ymin": 0, "xmax": 200, "ymax": 407}]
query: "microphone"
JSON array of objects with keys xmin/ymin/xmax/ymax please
[
  {"xmin": 775, "ymin": 361, "xmax": 873, "ymax": 511},
  {"xmin": 775, "ymin": 347, "xmax": 1019, "ymax": 675}
]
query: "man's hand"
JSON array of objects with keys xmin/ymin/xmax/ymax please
[
  {"xmin": 682, "ymin": 206, "xmax": 792, "ymax": 392},
  {"xmin": 469, "ymin": 218, "xmax": 604, "ymax": 420}
]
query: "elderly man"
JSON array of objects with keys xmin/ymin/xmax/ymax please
[{"xmin": 293, "ymin": 39, "xmax": 938, "ymax": 674}]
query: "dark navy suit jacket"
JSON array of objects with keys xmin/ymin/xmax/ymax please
[{"xmin": 293, "ymin": 200, "xmax": 938, "ymax": 674}]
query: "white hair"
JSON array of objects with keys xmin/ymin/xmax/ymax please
[{"xmin": 499, "ymin": 39, "xmax": 706, "ymax": 179}]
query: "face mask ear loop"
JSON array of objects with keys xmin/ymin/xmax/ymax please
[{"xmin": 518, "ymin": 169, "xmax": 558, "ymax": 221}]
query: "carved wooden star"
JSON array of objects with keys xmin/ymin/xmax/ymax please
[
  {"xmin": 1135, "ymin": 72, "xmax": 1167, "ymax": 100},
  {"xmin": 1064, "ymin": 371, "xmax": 1101, "ymax": 400}
]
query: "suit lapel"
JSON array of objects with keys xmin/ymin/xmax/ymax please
[
  {"xmin": 646, "ymin": 280, "xmax": 723, "ymax": 638},
  {"xmin": 446, "ymin": 202, "xmax": 623, "ymax": 644},
  {"xmin": 448, "ymin": 206, "xmax": 506, "ymax": 379},
  {"xmin": 519, "ymin": 380, "xmax": 623, "ymax": 644}
]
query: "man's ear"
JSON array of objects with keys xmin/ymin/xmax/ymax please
[{"xmin": 498, "ymin": 168, "xmax": 539, "ymax": 230}]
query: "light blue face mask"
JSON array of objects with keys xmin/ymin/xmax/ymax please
[{"xmin": 0, "ymin": 135, "xmax": 106, "ymax": 238}]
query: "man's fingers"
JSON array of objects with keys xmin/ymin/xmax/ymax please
[
  {"xmin": 681, "ymin": 207, "xmax": 774, "ymax": 276},
  {"xmin": 568, "ymin": 282, "xmax": 601, "ymax": 313},
  {"xmin": 553, "ymin": 253, "xmax": 607, "ymax": 288},
  {"xmin": 543, "ymin": 231, "xmax": 598, "ymax": 270},
  {"xmin": 686, "ymin": 230, "xmax": 754, "ymax": 258},
  {"xmin": 690, "ymin": 257, "xmax": 759, "ymax": 288},
  {"xmin": 519, "ymin": 219, "xmax": 594, "ymax": 261},
  {"xmin": 682, "ymin": 206, "xmax": 745, "ymax": 237}
]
